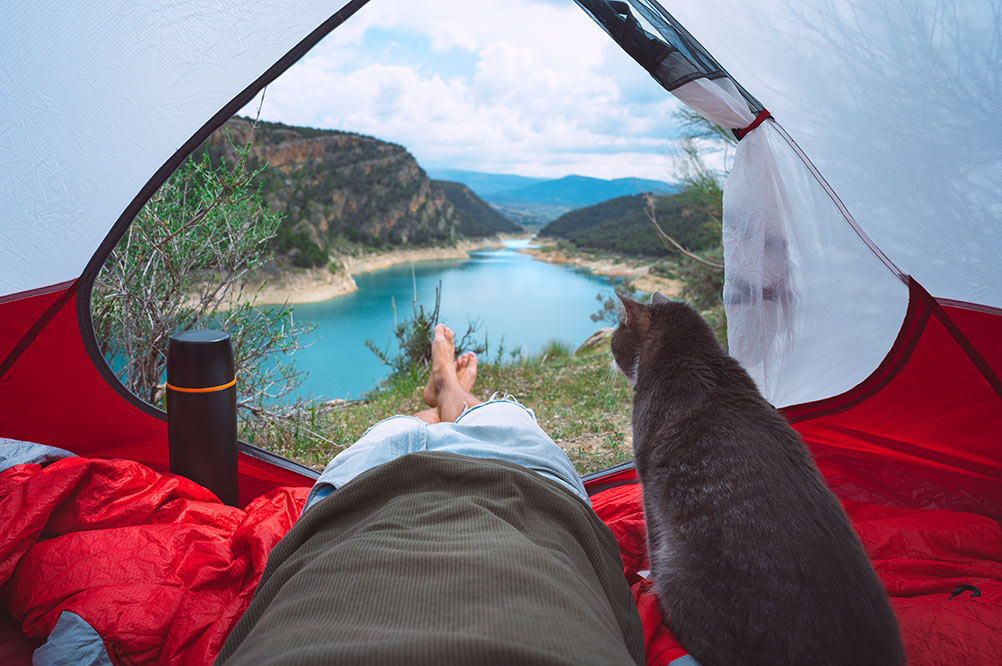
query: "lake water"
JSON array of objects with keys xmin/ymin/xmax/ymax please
[{"xmin": 287, "ymin": 239, "xmax": 618, "ymax": 401}]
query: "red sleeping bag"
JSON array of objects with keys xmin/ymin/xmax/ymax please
[
  {"xmin": 590, "ymin": 476, "xmax": 1002, "ymax": 665},
  {"xmin": 0, "ymin": 456, "xmax": 308, "ymax": 664},
  {"xmin": 2, "ymin": 454, "xmax": 1000, "ymax": 664}
]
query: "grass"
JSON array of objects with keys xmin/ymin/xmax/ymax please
[{"xmin": 243, "ymin": 341, "xmax": 636, "ymax": 477}]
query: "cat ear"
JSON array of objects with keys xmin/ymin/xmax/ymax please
[
  {"xmin": 617, "ymin": 294, "xmax": 651, "ymax": 332},
  {"xmin": 651, "ymin": 291, "xmax": 670, "ymax": 305}
]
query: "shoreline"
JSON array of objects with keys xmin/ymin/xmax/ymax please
[
  {"xmin": 516, "ymin": 246, "xmax": 683, "ymax": 297},
  {"xmin": 224, "ymin": 234, "xmax": 679, "ymax": 308},
  {"xmin": 236, "ymin": 237, "xmax": 517, "ymax": 307}
]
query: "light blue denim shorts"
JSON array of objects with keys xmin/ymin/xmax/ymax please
[{"xmin": 302, "ymin": 398, "xmax": 588, "ymax": 514}]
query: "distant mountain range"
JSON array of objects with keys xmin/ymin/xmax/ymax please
[
  {"xmin": 426, "ymin": 169, "xmax": 549, "ymax": 197},
  {"xmin": 197, "ymin": 117, "xmax": 684, "ymax": 267},
  {"xmin": 427, "ymin": 169, "xmax": 678, "ymax": 227}
]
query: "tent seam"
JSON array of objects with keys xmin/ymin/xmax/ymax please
[
  {"xmin": 0, "ymin": 280, "xmax": 79, "ymax": 382},
  {"xmin": 782, "ymin": 277, "xmax": 928, "ymax": 423},
  {"xmin": 768, "ymin": 122, "xmax": 906, "ymax": 283},
  {"xmin": 0, "ymin": 280, "xmax": 78, "ymax": 306},
  {"xmin": 920, "ymin": 286, "xmax": 1002, "ymax": 400}
]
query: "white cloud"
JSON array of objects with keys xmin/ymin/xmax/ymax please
[{"xmin": 241, "ymin": 0, "xmax": 699, "ymax": 180}]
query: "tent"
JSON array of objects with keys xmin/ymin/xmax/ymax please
[{"xmin": 1, "ymin": 0, "xmax": 999, "ymax": 663}]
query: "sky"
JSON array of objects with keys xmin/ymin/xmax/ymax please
[{"xmin": 238, "ymin": 0, "xmax": 694, "ymax": 180}]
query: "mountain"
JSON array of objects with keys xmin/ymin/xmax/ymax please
[
  {"xmin": 485, "ymin": 202, "xmax": 576, "ymax": 228},
  {"xmin": 434, "ymin": 180, "xmax": 522, "ymax": 235},
  {"xmin": 425, "ymin": 169, "xmax": 678, "ymax": 228},
  {"xmin": 489, "ymin": 174, "xmax": 678, "ymax": 208},
  {"xmin": 538, "ymin": 190, "xmax": 721, "ymax": 257},
  {"xmin": 203, "ymin": 119, "xmax": 520, "ymax": 266},
  {"xmin": 540, "ymin": 195, "xmax": 648, "ymax": 238},
  {"xmin": 425, "ymin": 169, "xmax": 548, "ymax": 197}
]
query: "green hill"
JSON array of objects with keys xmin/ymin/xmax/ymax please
[
  {"xmin": 539, "ymin": 190, "xmax": 721, "ymax": 257},
  {"xmin": 203, "ymin": 118, "xmax": 521, "ymax": 266},
  {"xmin": 433, "ymin": 180, "xmax": 522, "ymax": 235}
]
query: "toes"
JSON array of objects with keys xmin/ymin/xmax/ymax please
[
  {"xmin": 456, "ymin": 352, "xmax": 477, "ymax": 393},
  {"xmin": 432, "ymin": 324, "xmax": 455, "ymax": 353}
]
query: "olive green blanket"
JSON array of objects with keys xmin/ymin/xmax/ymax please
[{"xmin": 217, "ymin": 451, "xmax": 644, "ymax": 665}]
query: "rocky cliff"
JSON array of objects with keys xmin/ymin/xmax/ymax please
[{"xmin": 205, "ymin": 118, "xmax": 519, "ymax": 262}]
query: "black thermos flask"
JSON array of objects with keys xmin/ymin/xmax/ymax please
[{"xmin": 166, "ymin": 329, "xmax": 238, "ymax": 506}]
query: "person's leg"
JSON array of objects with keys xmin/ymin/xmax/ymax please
[
  {"xmin": 414, "ymin": 341, "xmax": 479, "ymax": 424},
  {"xmin": 422, "ymin": 324, "xmax": 481, "ymax": 423},
  {"xmin": 305, "ymin": 332, "xmax": 481, "ymax": 514}
]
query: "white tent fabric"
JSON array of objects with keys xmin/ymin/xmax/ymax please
[
  {"xmin": 671, "ymin": 77, "xmax": 908, "ymax": 406},
  {"xmin": 611, "ymin": 0, "xmax": 999, "ymax": 406},
  {"xmin": 723, "ymin": 120, "xmax": 908, "ymax": 406},
  {"xmin": 660, "ymin": 0, "xmax": 1002, "ymax": 310},
  {"xmin": 0, "ymin": 0, "xmax": 343, "ymax": 298},
  {"xmin": 2, "ymin": 0, "xmax": 997, "ymax": 411}
]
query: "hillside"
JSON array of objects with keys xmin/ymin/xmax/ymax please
[
  {"xmin": 433, "ymin": 180, "xmax": 522, "ymax": 235},
  {"xmin": 539, "ymin": 190, "xmax": 721, "ymax": 257},
  {"xmin": 425, "ymin": 169, "xmax": 678, "ymax": 228},
  {"xmin": 204, "ymin": 118, "xmax": 520, "ymax": 265},
  {"xmin": 539, "ymin": 195, "xmax": 648, "ymax": 238}
]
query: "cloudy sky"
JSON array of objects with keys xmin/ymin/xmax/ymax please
[{"xmin": 240, "ymin": 0, "xmax": 691, "ymax": 180}]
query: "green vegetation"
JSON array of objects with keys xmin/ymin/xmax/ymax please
[
  {"xmin": 538, "ymin": 188, "xmax": 721, "ymax": 258},
  {"xmin": 244, "ymin": 341, "xmax": 635, "ymax": 477},
  {"xmin": 274, "ymin": 226, "xmax": 329, "ymax": 268},
  {"xmin": 202, "ymin": 118, "xmax": 519, "ymax": 262},
  {"xmin": 434, "ymin": 180, "xmax": 522, "ymax": 235},
  {"xmin": 92, "ymin": 132, "xmax": 313, "ymax": 413}
]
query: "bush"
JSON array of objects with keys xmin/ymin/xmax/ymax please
[
  {"xmin": 677, "ymin": 247, "xmax": 725, "ymax": 312},
  {"xmin": 540, "ymin": 340, "xmax": 571, "ymax": 360},
  {"xmin": 274, "ymin": 226, "xmax": 329, "ymax": 268},
  {"xmin": 92, "ymin": 131, "xmax": 313, "ymax": 413},
  {"xmin": 365, "ymin": 282, "xmax": 485, "ymax": 382},
  {"xmin": 591, "ymin": 278, "xmax": 648, "ymax": 327}
]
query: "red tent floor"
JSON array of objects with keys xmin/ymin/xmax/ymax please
[{"xmin": 1, "ymin": 277, "xmax": 1000, "ymax": 663}]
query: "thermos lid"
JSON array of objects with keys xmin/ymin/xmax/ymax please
[{"xmin": 167, "ymin": 329, "xmax": 235, "ymax": 389}]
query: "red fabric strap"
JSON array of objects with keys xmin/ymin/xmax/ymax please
[{"xmin": 736, "ymin": 108, "xmax": 772, "ymax": 139}]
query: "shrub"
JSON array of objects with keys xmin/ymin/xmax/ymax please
[
  {"xmin": 92, "ymin": 131, "xmax": 313, "ymax": 414},
  {"xmin": 365, "ymin": 282, "xmax": 484, "ymax": 382}
]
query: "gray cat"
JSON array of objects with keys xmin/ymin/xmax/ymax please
[{"xmin": 612, "ymin": 293, "xmax": 904, "ymax": 666}]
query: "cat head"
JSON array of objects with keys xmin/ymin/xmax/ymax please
[{"xmin": 611, "ymin": 292, "xmax": 716, "ymax": 384}]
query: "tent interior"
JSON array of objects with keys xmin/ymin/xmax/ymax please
[{"xmin": 1, "ymin": 0, "xmax": 1000, "ymax": 663}]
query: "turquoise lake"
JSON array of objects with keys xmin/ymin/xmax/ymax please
[{"xmin": 287, "ymin": 239, "xmax": 618, "ymax": 401}]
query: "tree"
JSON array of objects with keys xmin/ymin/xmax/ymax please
[
  {"xmin": 591, "ymin": 278, "xmax": 648, "ymax": 327},
  {"xmin": 635, "ymin": 110, "xmax": 731, "ymax": 343},
  {"xmin": 91, "ymin": 127, "xmax": 313, "ymax": 417},
  {"xmin": 646, "ymin": 129, "xmax": 727, "ymax": 269}
]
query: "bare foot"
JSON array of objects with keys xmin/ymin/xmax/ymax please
[
  {"xmin": 456, "ymin": 351, "xmax": 478, "ymax": 393},
  {"xmin": 423, "ymin": 324, "xmax": 458, "ymax": 408},
  {"xmin": 413, "ymin": 407, "xmax": 441, "ymax": 425}
]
